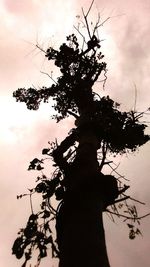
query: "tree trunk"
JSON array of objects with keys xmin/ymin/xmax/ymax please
[
  {"xmin": 58, "ymin": 130, "xmax": 111, "ymax": 267},
  {"xmin": 58, "ymin": 192, "xmax": 110, "ymax": 267}
]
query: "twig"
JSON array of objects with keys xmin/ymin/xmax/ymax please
[
  {"xmin": 103, "ymin": 68, "xmax": 108, "ymax": 90},
  {"xmin": 73, "ymin": 25, "xmax": 86, "ymax": 41},
  {"xmin": 47, "ymin": 200, "xmax": 56, "ymax": 215},
  {"xmin": 96, "ymin": 78, "xmax": 107, "ymax": 83},
  {"xmin": 73, "ymin": 25, "xmax": 87, "ymax": 51},
  {"xmin": 110, "ymin": 161, "xmax": 120, "ymax": 175},
  {"xmin": 36, "ymin": 44, "xmax": 46, "ymax": 53},
  {"xmin": 29, "ymin": 194, "xmax": 34, "ymax": 214},
  {"xmin": 82, "ymin": 7, "xmax": 91, "ymax": 39},
  {"xmin": 106, "ymin": 209, "xmax": 150, "ymax": 220},
  {"xmin": 40, "ymin": 71, "xmax": 57, "ymax": 84},
  {"xmin": 99, "ymin": 142, "xmax": 107, "ymax": 171},
  {"xmin": 85, "ymin": 0, "xmax": 95, "ymax": 18},
  {"xmin": 124, "ymin": 195, "xmax": 146, "ymax": 205},
  {"xmin": 67, "ymin": 110, "xmax": 79, "ymax": 119},
  {"xmin": 118, "ymin": 185, "xmax": 130, "ymax": 195},
  {"xmin": 133, "ymin": 83, "xmax": 137, "ymax": 112},
  {"xmin": 93, "ymin": 12, "xmax": 101, "ymax": 36},
  {"xmin": 108, "ymin": 163, "xmax": 129, "ymax": 181},
  {"xmin": 81, "ymin": 0, "xmax": 95, "ymax": 40},
  {"xmin": 111, "ymin": 204, "xmax": 120, "ymax": 216},
  {"xmin": 105, "ymin": 210, "xmax": 115, "ymax": 222},
  {"xmin": 96, "ymin": 17, "xmax": 111, "ymax": 29},
  {"xmin": 113, "ymin": 196, "xmax": 130, "ymax": 204},
  {"xmin": 93, "ymin": 92, "xmax": 101, "ymax": 100}
]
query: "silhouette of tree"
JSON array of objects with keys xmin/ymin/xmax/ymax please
[{"xmin": 12, "ymin": 3, "xmax": 150, "ymax": 267}]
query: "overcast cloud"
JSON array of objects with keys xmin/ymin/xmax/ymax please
[{"xmin": 0, "ymin": 0, "xmax": 150, "ymax": 267}]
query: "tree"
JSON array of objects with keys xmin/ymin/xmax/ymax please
[{"xmin": 12, "ymin": 3, "xmax": 150, "ymax": 267}]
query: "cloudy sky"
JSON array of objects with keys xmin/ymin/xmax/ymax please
[{"xmin": 0, "ymin": 0, "xmax": 150, "ymax": 266}]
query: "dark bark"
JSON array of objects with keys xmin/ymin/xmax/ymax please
[
  {"xmin": 58, "ymin": 192, "xmax": 110, "ymax": 267},
  {"xmin": 56, "ymin": 131, "xmax": 111, "ymax": 267}
]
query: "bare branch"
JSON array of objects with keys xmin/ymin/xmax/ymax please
[
  {"xmin": 36, "ymin": 43, "xmax": 46, "ymax": 53},
  {"xmin": 105, "ymin": 210, "xmax": 115, "ymax": 222},
  {"xmin": 108, "ymin": 162, "xmax": 129, "ymax": 181},
  {"xmin": 40, "ymin": 70, "xmax": 57, "ymax": 84},
  {"xmin": 133, "ymin": 83, "xmax": 137, "ymax": 112},
  {"xmin": 113, "ymin": 196, "xmax": 130, "ymax": 204},
  {"xmin": 96, "ymin": 17, "xmax": 111, "ymax": 29},
  {"xmin": 123, "ymin": 195, "xmax": 146, "ymax": 205},
  {"xmin": 67, "ymin": 110, "xmax": 79, "ymax": 119},
  {"xmin": 106, "ymin": 209, "xmax": 150, "ymax": 221},
  {"xmin": 73, "ymin": 25, "xmax": 87, "ymax": 51},
  {"xmin": 118, "ymin": 185, "xmax": 130, "ymax": 195},
  {"xmin": 103, "ymin": 68, "xmax": 108, "ymax": 90},
  {"xmin": 81, "ymin": 3, "xmax": 93, "ymax": 39},
  {"xmin": 47, "ymin": 200, "xmax": 57, "ymax": 215},
  {"xmin": 29, "ymin": 193, "xmax": 34, "ymax": 214},
  {"xmin": 93, "ymin": 12, "xmax": 101, "ymax": 36},
  {"xmin": 99, "ymin": 142, "xmax": 108, "ymax": 171},
  {"xmin": 86, "ymin": 0, "xmax": 95, "ymax": 18}
]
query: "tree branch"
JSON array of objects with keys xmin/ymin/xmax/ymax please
[
  {"xmin": 99, "ymin": 142, "xmax": 107, "ymax": 171},
  {"xmin": 40, "ymin": 71, "xmax": 57, "ymax": 84},
  {"xmin": 106, "ymin": 209, "xmax": 150, "ymax": 221},
  {"xmin": 67, "ymin": 110, "xmax": 79, "ymax": 119}
]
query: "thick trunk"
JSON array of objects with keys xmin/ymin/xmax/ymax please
[
  {"xmin": 57, "ymin": 131, "xmax": 110, "ymax": 267},
  {"xmin": 58, "ymin": 192, "xmax": 110, "ymax": 267}
]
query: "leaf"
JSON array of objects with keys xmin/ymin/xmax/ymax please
[
  {"xmin": 24, "ymin": 224, "xmax": 37, "ymax": 238},
  {"xmin": 25, "ymin": 251, "xmax": 31, "ymax": 261},
  {"xmin": 28, "ymin": 214, "xmax": 38, "ymax": 222},
  {"xmin": 32, "ymin": 158, "xmax": 40, "ymax": 164},
  {"xmin": 39, "ymin": 245, "xmax": 47, "ymax": 258},
  {"xmin": 136, "ymin": 228, "xmax": 142, "ymax": 236},
  {"xmin": 36, "ymin": 231, "xmax": 45, "ymax": 240},
  {"xmin": 42, "ymin": 210, "xmax": 50, "ymax": 219},
  {"xmin": 37, "ymin": 164, "xmax": 44, "ymax": 171},
  {"xmin": 44, "ymin": 222, "xmax": 50, "ymax": 231},
  {"xmin": 45, "ymin": 235, "xmax": 53, "ymax": 244},
  {"xmin": 17, "ymin": 195, "xmax": 22, "ymax": 199},
  {"xmin": 42, "ymin": 148, "xmax": 50, "ymax": 155},
  {"xmin": 129, "ymin": 229, "xmax": 135, "ymax": 240},
  {"xmin": 28, "ymin": 163, "xmax": 35, "ymax": 171},
  {"xmin": 118, "ymin": 203, "xmax": 123, "ymax": 209},
  {"xmin": 28, "ymin": 158, "xmax": 44, "ymax": 171},
  {"xmin": 12, "ymin": 237, "xmax": 24, "ymax": 259},
  {"xmin": 28, "ymin": 188, "xmax": 34, "ymax": 193},
  {"xmin": 127, "ymin": 223, "xmax": 134, "ymax": 229},
  {"xmin": 55, "ymin": 186, "xmax": 65, "ymax": 200},
  {"xmin": 35, "ymin": 182, "xmax": 46, "ymax": 193}
]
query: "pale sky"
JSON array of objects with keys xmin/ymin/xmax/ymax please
[{"xmin": 0, "ymin": 0, "xmax": 150, "ymax": 267}]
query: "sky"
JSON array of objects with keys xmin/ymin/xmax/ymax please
[{"xmin": 0, "ymin": 0, "xmax": 150, "ymax": 266}]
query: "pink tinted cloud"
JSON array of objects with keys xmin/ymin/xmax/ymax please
[
  {"xmin": 0, "ymin": 0, "xmax": 150, "ymax": 267},
  {"xmin": 3, "ymin": 0, "xmax": 38, "ymax": 17}
]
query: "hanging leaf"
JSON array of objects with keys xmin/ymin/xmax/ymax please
[
  {"xmin": 129, "ymin": 229, "xmax": 135, "ymax": 240},
  {"xmin": 42, "ymin": 148, "xmax": 50, "ymax": 155},
  {"xmin": 12, "ymin": 237, "xmax": 24, "ymax": 259},
  {"xmin": 127, "ymin": 223, "xmax": 134, "ymax": 229},
  {"xmin": 42, "ymin": 210, "xmax": 51, "ymax": 219},
  {"xmin": 35, "ymin": 182, "xmax": 47, "ymax": 193}
]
